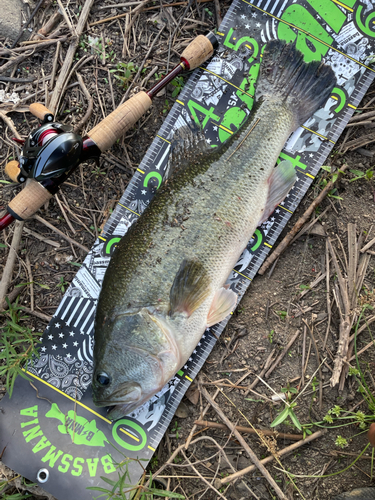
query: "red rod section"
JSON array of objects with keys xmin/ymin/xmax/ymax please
[
  {"xmin": 147, "ymin": 61, "xmax": 187, "ymax": 100},
  {"xmin": 0, "ymin": 212, "xmax": 16, "ymax": 231}
]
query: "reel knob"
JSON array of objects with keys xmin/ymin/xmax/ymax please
[{"xmin": 4, "ymin": 161, "xmax": 26, "ymax": 183}]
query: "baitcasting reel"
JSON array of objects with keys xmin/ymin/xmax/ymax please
[{"xmin": 5, "ymin": 103, "xmax": 100, "ymax": 192}]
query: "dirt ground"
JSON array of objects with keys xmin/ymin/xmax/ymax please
[{"xmin": 1, "ymin": 1, "xmax": 375, "ymax": 499}]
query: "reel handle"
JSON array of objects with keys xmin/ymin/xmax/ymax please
[{"xmin": 29, "ymin": 103, "xmax": 54, "ymax": 122}]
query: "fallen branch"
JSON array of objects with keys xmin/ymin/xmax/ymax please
[
  {"xmin": 0, "ymin": 221, "xmax": 24, "ymax": 307},
  {"xmin": 258, "ymin": 164, "xmax": 349, "ymax": 275},
  {"xmin": 214, "ymin": 429, "xmax": 326, "ymax": 488},
  {"xmin": 194, "ymin": 420, "xmax": 303, "ymax": 441},
  {"xmin": 200, "ymin": 385, "xmax": 286, "ymax": 499}
]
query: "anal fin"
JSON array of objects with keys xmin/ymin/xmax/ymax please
[
  {"xmin": 260, "ymin": 160, "xmax": 296, "ymax": 224},
  {"xmin": 207, "ymin": 287, "xmax": 238, "ymax": 327}
]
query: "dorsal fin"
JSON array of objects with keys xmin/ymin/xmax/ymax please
[{"xmin": 165, "ymin": 121, "xmax": 214, "ymax": 180}]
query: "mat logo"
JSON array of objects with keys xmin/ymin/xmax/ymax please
[
  {"xmin": 19, "ymin": 405, "xmax": 116, "ymax": 478},
  {"xmin": 45, "ymin": 403, "xmax": 108, "ymax": 447}
]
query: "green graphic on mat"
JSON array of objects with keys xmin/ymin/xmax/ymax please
[{"xmin": 46, "ymin": 403, "xmax": 108, "ymax": 447}]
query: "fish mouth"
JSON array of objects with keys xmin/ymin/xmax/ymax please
[{"xmin": 92, "ymin": 382, "xmax": 142, "ymax": 410}]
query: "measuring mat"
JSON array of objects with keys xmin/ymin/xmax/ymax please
[{"xmin": 1, "ymin": 0, "xmax": 375, "ymax": 498}]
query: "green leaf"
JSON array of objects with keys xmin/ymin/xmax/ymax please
[
  {"xmin": 145, "ymin": 488, "xmax": 185, "ymax": 498},
  {"xmin": 321, "ymin": 165, "xmax": 331, "ymax": 172},
  {"xmin": 288, "ymin": 408, "xmax": 302, "ymax": 430},
  {"xmin": 270, "ymin": 406, "xmax": 290, "ymax": 427},
  {"xmin": 349, "ymin": 169, "xmax": 364, "ymax": 176}
]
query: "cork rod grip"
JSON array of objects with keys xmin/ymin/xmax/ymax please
[
  {"xmin": 29, "ymin": 102, "xmax": 54, "ymax": 121},
  {"xmin": 88, "ymin": 91, "xmax": 152, "ymax": 152},
  {"xmin": 8, "ymin": 180, "xmax": 53, "ymax": 220},
  {"xmin": 181, "ymin": 35, "xmax": 214, "ymax": 70}
]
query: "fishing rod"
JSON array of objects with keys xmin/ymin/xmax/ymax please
[{"xmin": 0, "ymin": 32, "xmax": 218, "ymax": 232}]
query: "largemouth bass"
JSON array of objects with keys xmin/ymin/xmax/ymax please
[{"xmin": 92, "ymin": 40, "xmax": 336, "ymax": 419}]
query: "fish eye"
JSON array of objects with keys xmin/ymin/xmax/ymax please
[{"xmin": 96, "ymin": 372, "xmax": 111, "ymax": 386}]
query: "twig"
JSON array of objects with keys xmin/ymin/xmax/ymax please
[
  {"xmin": 265, "ymin": 330, "xmax": 301, "ymax": 378},
  {"xmin": 49, "ymin": 41, "xmax": 61, "ymax": 93},
  {"xmin": 0, "ymin": 38, "xmax": 69, "ymax": 75},
  {"xmin": 121, "ymin": 26, "xmax": 165, "ymax": 103},
  {"xmin": 214, "ymin": 0, "xmax": 222, "ymax": 27},
  {"xmin": 0, "ymin": 111, "xmax": 22, "ymax": 139},
  {"xmin": 214, "ymin": 429, "xmax": 326, "ymax": 488},
  {"xmin": 22, "ymin": 306, "xmax": 52, "ymax": 322},
  {"xmin": 0, "ymin": 76, "xmax": 35, "ymax": 83},
  {"xmin": 0, "ymin": 221, "xmax": 24, "ymax": 307},
  {"xmin": 200, "ymin": 385, "xmax": 286, "ymax": 499},
  {"xmin": 327, "ymin": 237, "xmax": 352, "ymax": 387},
  {"xmin": 36, "ymin": 9, "xmax": 63, "ymax": 38},
  {"xmin": 179, "ymin": 448, "xmax": 228, "ymax": 500},
  {"xmin": 48, "ymin": 0, "xmax": 95, "ymax": 115},
  {"xmin": 258, "ymin": 164, "xmax": 349, "ymax": 275},
  {"xmin": 89, "ymin": 0, "xmax": 151, "ymax": 27},
  {"xmin": 194, "ymin": 420, "xmax": 303, "ymax": 440},
  {"xmin": 302, "ymin": 319, "xmax": 323, "ymax": 410},
  {"xmin": 323, "ymin": 239, "xmax": 332, "ymax": 350},
  {"xmin": 56, "ymin": 0, "xmax": 77, "ymax": 36},
  {"xmin": 0, "ymin": 284, "xmax": 26, "ymax": 312},
  {"xmin": 23, "ymin": 227, "xmax": 60, "ymax": 248},
  {"xmin": 74, "ymin": 72, "xmax": 94, "ymax": 132},
  {"xmin": 185, "ymin": 388, "xmax": 220, "ymax": 449},
  {"xmin": 33, "ymin": 215, "xmax": 89, "ymax": 253},
  {"xmin": 348, "ymin": 108, "xmax": 375, "ymax": 123},
  {"xmin": 301, "ymin": 324, "xmax": 306, "ymax": 387},
  {"xmin": 25, "ymin": 255, "xmax": 34, "ymax": 312},
  {"xmin": 243, "ymin": 348, "xmax": 276, "ymax": 396},
  {"xmin": 344, "ymin": 130, "xmax": 375, "ymax": 151},
  {"xmin": 361, "ymin": 235, "xmax": 375, "ymax": 253},
  {"xmin": 9, "ymin": 0, "xmax": 45, "ymax": 49},
  {"xmin": 55, "ymin": 194, "xmax": 76, "ymax": 234}
]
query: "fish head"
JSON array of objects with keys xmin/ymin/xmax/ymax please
[{"xmin": 92, "ymin": 306, "xmax": 178, "ymax": 420}]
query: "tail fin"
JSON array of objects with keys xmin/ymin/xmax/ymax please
[{"xmin": 255, "ymin": 40, "xmax": 336, "ymax": 125}]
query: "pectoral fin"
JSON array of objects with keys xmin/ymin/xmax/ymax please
[
  {"xmin": 259, "ymin": 160, "xmax": 296, "ymax": 224},
  {"xmin": 170, "ymin": 259, "xmax": 211, "ymax": 317},
  {"xmin": 207, "ymin": 287, "xmax": 238, "ymax": 327}
]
